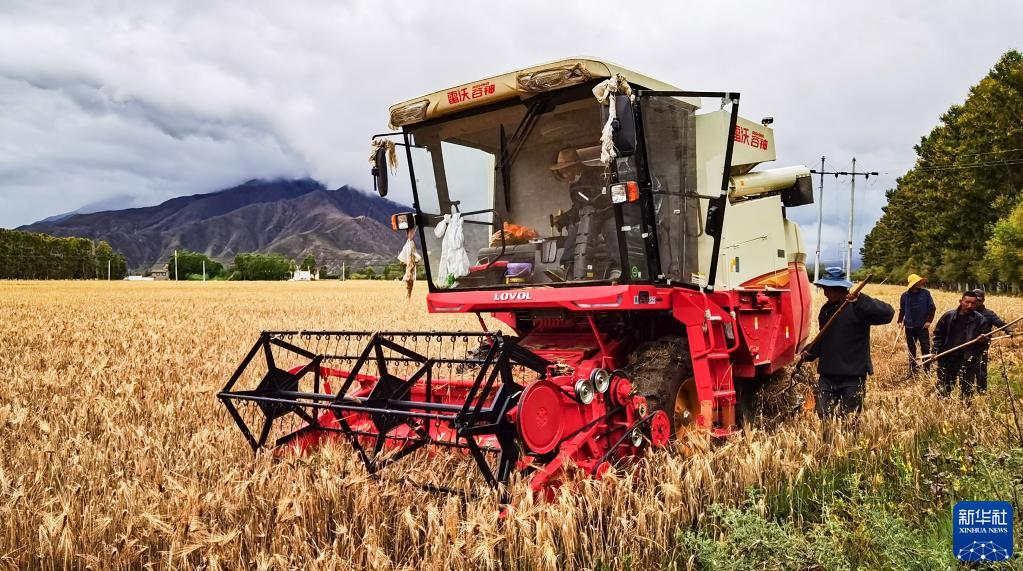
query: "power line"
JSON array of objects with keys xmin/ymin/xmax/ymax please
[
  {"xmin": 923, "ymin": 147, "xmax": 1023, "ymax": 161},
  {"xmin": 915, "ymin": 157, "xmax": 1023, "ymax": 172}
]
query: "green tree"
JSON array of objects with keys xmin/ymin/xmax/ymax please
[
  {"xmin": 861, "ymin": 50, "xmax": 1023, "ymax": 284},
  {"xmin": 230, "ymin": 252, "xmax": 293, "ymax": 280},
  {"xmin": 94, "ymin": 241, "xmax": 128, "ymax": 279},
  {"xmin": 300, "ymin": 253, "xmax": 317, "ymax": 272},
  {"xmin": 979, "ymin": 198, "xmax": 1023, "ymax": 284},
  {"xmin": 167, "ymin": 250, "xmax": 223, "ymax": 280},
  {"xmin": 0, "ymin": 229, "xmax": 128, "ymax": 280},
  {"xmin": 382, "ymin": 260, "xmax": 404, "ymax": 280}
]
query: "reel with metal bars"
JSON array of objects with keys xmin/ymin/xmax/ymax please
[{"xmin": 218, "ymin": 330, "xmax": 667, "ymax": 496}]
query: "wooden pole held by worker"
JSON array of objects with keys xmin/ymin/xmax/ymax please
[{"xmin": 920, "ymin": 315, "xmax": 1022, "ymax": 366}]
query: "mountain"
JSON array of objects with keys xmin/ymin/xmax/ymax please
[
  {"xmin": 32, "ymin": 194, "xmax": 142, "ymax": 225},
  {"xmin": 19, "ymin": 179, "xmax": 410, "ymax": 270}
]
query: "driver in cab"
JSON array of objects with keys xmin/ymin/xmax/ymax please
[{"xmin": 544, "ymin": 148, "xmax": 622, "ymax": 282}]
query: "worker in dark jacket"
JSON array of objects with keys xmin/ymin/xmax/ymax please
[
  {"xmin": 898, "ymin": 273, "xmax": 936, "ymax": 374},
  {"xmin": 799, "ymin": 267, "xmax": 895, "ymax": 417},
  {"xmin": 929, "ymin": 290, "xmax": 990, "ymax": 399},
  {"xmin": 972, "ymin": 288, "xmax": 1010, "ymax": 393}
]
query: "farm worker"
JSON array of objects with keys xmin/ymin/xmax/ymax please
[
  {"xmin": 897, "ymin": 273, "xmax": 936, "ymax": 375},
  {"xmin": 970, "ymin": 289, "xmax": 1009, "ymax": 394},
  {"xmin": 928, "ymin": 290, "xmax": 990, "ymax": 399},
  {"xmin": 544, "ymin": 148, "xmax": 622, "ymax": 283},
  {"xmin": 799, "ymin": 267, "xmax": 895, "ymax": 418}
]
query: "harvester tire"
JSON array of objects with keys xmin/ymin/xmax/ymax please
[{"xmin": 625, "ymin": 336, "xmax": 697, "ymax": 440}]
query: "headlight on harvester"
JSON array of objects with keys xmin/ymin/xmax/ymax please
[
  {"xmin": 590, "ymin": 368, "xmax": 611, "ymax": 393},
  {"xmin": 610, "ymin": 181, "xmax": 640, "ymax": 204},
  {"xmin": 390, "ymin": 212, "xmax": 417, "ymax": 231},
  {"xmin": 574, "ymin": 378, "xmax": 596, "ymax": 404},
  {"xmin": 389, "ymin": 99, "xmax": 430, "ymax": 128},
  {"xmin": 516, "ymin": 63, "xmax": 591, "ymax": 92},
  {"xmin": 630, "ymin": 429, "xmax": 644, "ymax": 447}
]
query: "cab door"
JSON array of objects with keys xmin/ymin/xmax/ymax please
[{"xmin": 634, "ymin": 91, "xmax": 740, "ymax": 290}]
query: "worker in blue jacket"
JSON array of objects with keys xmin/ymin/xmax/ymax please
[
  {"xmin": 898, "ymin": 273, "xmax": 936, "ymax": 375},
  {"xmin": 799, "ymin": 267, "xmax": 895, "ymax": 417}
]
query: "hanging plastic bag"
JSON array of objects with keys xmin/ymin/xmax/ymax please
[{"xmin": 434, "ymin": 207, "xmax": 471, "ymax": 286}]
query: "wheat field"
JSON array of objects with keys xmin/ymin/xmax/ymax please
[{"xmin": 1, "ymin": 281, "xmax": 1020, "ymax": 570}]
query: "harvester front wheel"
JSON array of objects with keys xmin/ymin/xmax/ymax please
[{"xmin": 625, "ymin": 336, "xmax": 698, "ymax": 440}]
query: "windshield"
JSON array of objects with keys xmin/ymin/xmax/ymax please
[{"xmin": 408, "ymin": 91, "xmax": 651, "ymax": 290}]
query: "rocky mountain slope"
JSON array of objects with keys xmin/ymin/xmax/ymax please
[{"xmin": 20, "ymin": 179, "xmax": 409, "ymax": 270}]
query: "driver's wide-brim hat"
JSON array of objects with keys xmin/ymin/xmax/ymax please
[
  {"xmin": 814, "ymin": 266, "xmax": 853, "ymax": 288},
  {"xmin": 906, "ymin": 273, "xmax": 926, "ymax": 289},
  {"xmin": 550, "ymin": 148, "xmax": 582, "ymax": 170}
]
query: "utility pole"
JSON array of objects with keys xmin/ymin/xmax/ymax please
[
  {"xmin": 107, "ymin": 259, "xmax": 111, "ymax": 281},
  {"xmin": 847, "ymin": 158, "xmax": 856, "ymax": 276},
  {"xmin": 809, "ymin": 157, "xmax": 840, "ymax": 282},
  {"xmin": 844, "ymin": 157, "xmax": 878, "ymax": 276},
  {"xmin": 202, "ymin": 259, "xmax": 206, "ymax": 283},
  {"xmin": 811, "ymin": 156, "xmax": 827, "ymax": 282},
  {"xmin": 810, "ymin": 158, "xmax": 878, "ymax": 277},
  {"xmin": 341, "ymin": 261, "xmax": 346, "ymax": 282},
  {"xmin": 174, "ymin": 249, "xmax": 178, "ymax": 281}
]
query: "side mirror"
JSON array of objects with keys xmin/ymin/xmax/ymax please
[
  {"xmin": 372, "ymin": 147, "xmax": 389, "ymax": 197},
  {"xmin": 601, "ymin": 93, "xmax": 637, "ymax": 157},
  {"xmin": 390, "ymin": 212, "xmax": 416, "ymax": 231}
]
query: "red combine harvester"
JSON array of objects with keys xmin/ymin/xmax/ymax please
[{"xmin": 219, "ymin": 59, "xmax": 815, "ymax": 493}]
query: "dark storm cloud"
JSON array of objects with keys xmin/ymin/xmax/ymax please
[{"xmin": 0, "ymin": 0, "xmax": 1020, "ymax": 267}]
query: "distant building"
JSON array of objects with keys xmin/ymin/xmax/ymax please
[
  {"xmin": 124, "ymin": 275, "xmax": 155, "ymax": 281},
  {"xmin": 290, "ymin": 269, "xmax": 316, "ymax": 281},
  {"xmin": 151, "ymin": 263, "xmax": 169, "ymax": 280}
]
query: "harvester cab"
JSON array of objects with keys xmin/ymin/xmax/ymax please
[{"xmin": 219, "ymin": 59, "xmax": 815, "ymax": 495}]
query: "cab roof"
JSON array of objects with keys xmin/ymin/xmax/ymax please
[{"xmin": 387, "ymin": 57, "xmax": 687, "ymax": 129}]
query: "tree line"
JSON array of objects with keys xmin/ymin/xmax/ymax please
[
  {"xmin": 0, "ymin": 229, "xmax": 128, "ymax": 279},
  {"xmin": 861, "ymin": 50, "xmax": 1023, "ymax": 291},
  {"xmin": 0, "ymin": 230, "xmax": 419, "ymax": 282},
  {"xmin": 161, "ymin": 250, "xmax": 421, "ymax": 281}
]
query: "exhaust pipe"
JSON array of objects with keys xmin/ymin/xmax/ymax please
[{"xmin": 729, "ymin": 165, "xmax": 812, "ymax": 205}]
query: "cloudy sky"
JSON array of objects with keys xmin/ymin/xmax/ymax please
[{"xmin": 1, "ymin": 1, "xmax": 1020, "ymax": 263}]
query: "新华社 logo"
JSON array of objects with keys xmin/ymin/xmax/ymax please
[{"xmin": 953, "ymin": 500, "xmax": 1013, "ymax": 562}]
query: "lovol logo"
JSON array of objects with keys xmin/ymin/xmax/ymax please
[{"xmin": 493, "ymin": 291, "xmax": 532, "ymax": 301}]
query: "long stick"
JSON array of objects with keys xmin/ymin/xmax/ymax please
[
  {"xmin": 891, "ymin": 325, "xmax": 903, "ymax": 352},
  {"xmin": 921, "ymin": 315, "xmax": 1023, "ymax": 365}
]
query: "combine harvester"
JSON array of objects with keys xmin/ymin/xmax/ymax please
[{"xmin": 219, "ymin": 58, "xmax": 815, "ymax": 494}]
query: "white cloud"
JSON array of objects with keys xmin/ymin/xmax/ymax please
[{"xmin": 0, "ymin": 0, "xmax": 1020, "ymax": 270}]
